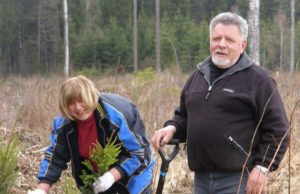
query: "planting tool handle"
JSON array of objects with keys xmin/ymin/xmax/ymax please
[{"xmin": 156, "ymin": 139, "xmax": 180, "ymax": 194}]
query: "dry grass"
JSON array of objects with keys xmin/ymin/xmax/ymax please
[{"xmin": 0, "ymin": 70, "xmax": 299, "ymax": 194}]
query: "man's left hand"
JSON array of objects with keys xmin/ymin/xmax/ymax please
[{"xmin": 246, "ymin": 167, "xmax": 268, "ymax": 194}]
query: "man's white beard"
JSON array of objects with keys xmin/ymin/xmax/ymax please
[{"xmin": 212, "ymin": 56, "xmax": 231, "ymax": 69}]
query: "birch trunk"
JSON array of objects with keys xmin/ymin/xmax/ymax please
[
  {"xmin": 133, "ymin": 0, "xmax": 138, "ymax": 72},
  {"xmin": 290, "ymin": 0, "xmax": 295, "ymax": 74},
  {"xmin": 37, "ymin": 1, "xmax": 41, "ymax": 67},
  {"xmin": 248, "ymin": 0, "xmax": 260, "ymax": 65},
  {"xmin": 63, "ymin": 0, "xmax": 69, "ymax": 77},
  {"xmin": 155, "ymin": 0, "xmax": 161, "ymax": 72}
]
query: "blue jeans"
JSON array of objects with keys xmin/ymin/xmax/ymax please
[{"xmin": 193, "ymin": 172, "xmax": 248, "ymax": 194}]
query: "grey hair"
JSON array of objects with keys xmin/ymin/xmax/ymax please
[{"xmin": 209, "ymin": 12, "xmax": 248, "ymax": 40}]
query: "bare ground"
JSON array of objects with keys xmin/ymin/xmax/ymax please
[{"xmin": 1, "ymin": 71, "xmax": 299, "ymax": 194}]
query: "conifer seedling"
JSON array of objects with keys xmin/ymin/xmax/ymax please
[{"xmin": 80, "ymin": 133, "xmax": 121, "ymax": 193}]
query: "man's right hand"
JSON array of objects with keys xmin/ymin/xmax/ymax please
[
  {"xmin": 151, "ymin": 125, "xmax": 176, "ymax": 150},
  {"xmin": 27, "ymin": 189, "xmax": 47, "ymax": 194}
]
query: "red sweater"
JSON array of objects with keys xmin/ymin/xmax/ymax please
[{"xmin": 77, "ymin": 113, "xmax": 98, "ymax": 159}]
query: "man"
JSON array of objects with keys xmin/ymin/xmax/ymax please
[{"xmin": 151, "ymin": 12, "xmax": 288, "ymax": 194}]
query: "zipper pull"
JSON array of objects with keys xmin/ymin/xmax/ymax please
[
  {"xmin": 205, "ymin": 85, "xmax": 212, "ymax": 100},
  {"xmin": 228, "ymin": 136, "xmax": 249, "ymax": 156}
]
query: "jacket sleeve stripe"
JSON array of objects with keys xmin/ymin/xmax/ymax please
[
  {"xmin": 37, "ymin": 116, "xmax": 65, "ymax": 180},
  {"xmin": 103, "ymin": 102, "xmax": 144, "ymax": 175}
]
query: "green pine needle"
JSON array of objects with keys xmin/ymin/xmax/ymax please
[
  {"xmin": 79, "ymin": 133, "xmax": 122, "ymax": 193},
  {"xmin": 0, "ymin": 134, "xmax": 18, "ymax": 193}
]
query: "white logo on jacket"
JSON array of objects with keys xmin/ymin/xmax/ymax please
[{"xmin": 222, "ymin": 88, "xmax": 234, "ymax": 93}]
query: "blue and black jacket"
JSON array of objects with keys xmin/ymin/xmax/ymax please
[{"xmin": 37, "ymin": 93, "xmax": 155, "ymax": 194}]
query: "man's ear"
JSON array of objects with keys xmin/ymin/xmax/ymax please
[{"xmin": 241, "ymin": 40, "xmax": 247, "ymax": 51}]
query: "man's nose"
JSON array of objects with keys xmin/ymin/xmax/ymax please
[{"xmin": 218, "ymin": 38, "xmax": 226, "ymax": 48}]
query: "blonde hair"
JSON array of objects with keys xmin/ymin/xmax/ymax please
[{"xmin": 59, "ymin": 75, "xmax": 99, "ymax": 120}]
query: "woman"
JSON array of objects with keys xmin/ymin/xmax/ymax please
[{"xmin": 28, "ymin": 75, "xmax": 155, "ymax": 194}]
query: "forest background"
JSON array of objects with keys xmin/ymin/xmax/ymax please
[
  {"xmin": 1, "ymin": 0, "xmax": 300, "ymax": 75},
  {"xmin": 1, "ymin": 0, "xmax": 300, "ymax": 194}
]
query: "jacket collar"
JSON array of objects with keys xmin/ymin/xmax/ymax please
[
  {"xmin": 197, "ymin": 52, "xmax": 254, "ymax": 83},
  {"xmin": 96, "ymin": 96, "xmax": 107, "ymax": 118}
]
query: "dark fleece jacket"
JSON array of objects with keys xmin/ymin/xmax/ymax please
[{"xmin": 165, "ymin": 53, "xmax": 289, "ymax": 173}]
